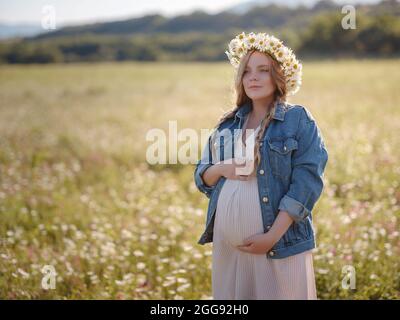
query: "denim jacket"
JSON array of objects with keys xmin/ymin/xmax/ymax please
[{"xmin": 193, "ymin": 100, "xmax": 329, "ymax": 259}]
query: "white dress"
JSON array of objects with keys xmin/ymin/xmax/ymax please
[{"xmin": 211, "ymin": 115, "xmax": 317, "ymax": 300}]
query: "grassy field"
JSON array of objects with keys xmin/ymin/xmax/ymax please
[{"xmin": 0, "ymin": 59, "xmax": 399, "ymax": 299}]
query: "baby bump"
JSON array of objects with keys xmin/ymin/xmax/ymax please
[{"xmin": 214, "ymin": 177, "xmax": 264, "ymax": 247}]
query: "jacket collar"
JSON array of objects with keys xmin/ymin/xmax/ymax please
[{"xmin": 235, "ymin": 100, "xmax": 286, "ymax": 122}]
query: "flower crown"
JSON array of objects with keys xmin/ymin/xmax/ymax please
[{"xmin": 225, "ymin": 32, "xmax": 302, "ymax": 96}]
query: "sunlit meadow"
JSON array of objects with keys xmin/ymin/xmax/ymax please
[{"xmin": 0, "ymin": 59, "xmax": 399, "ymax": 299}]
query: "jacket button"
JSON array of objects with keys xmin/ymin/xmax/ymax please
[
  {"xmin": 259, "ymin": 169, "xmax": 264, "ymax": 175},
  {"xmin": 284, "ymin": 146, "xmax": 287, "ymax": 151},
  {"xmin": 260, "ymin": 142, "xmax": 263, "ymax": 147},
  {"xmin": 269, "ymin": 251, "xmax": 275, "ymax": 257},
  {"xmin": 262, "ymin": 196, "xmax": 269, "ymax": 203},
  {"xmin": 266, "ymin": 225, "xmax": 271, "ymax": 230}
]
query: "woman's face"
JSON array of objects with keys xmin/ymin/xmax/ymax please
[{"xmin": 242, "ymin": 51, "xmax": 276, "ymax": 100}]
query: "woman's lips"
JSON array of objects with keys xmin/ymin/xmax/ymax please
[{"xmin": 249, "ymin": 86, "xmax": 262, "ymax": 89}]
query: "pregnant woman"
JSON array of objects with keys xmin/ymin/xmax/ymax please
[{"xmin": 194, "ymin": 32, "xmax": 329, "ymax": 299}]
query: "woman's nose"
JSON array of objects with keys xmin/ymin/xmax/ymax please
[{"xmin": 250, "ymin": 74, "xmax": 259, "ymax": 81}]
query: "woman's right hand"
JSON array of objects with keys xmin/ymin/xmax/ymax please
[{"xmin": 216, "ymin": 158, "xmax": 255, "ymax": 181}]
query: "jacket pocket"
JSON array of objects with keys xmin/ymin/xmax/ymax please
[{"xmin": 267, "ymin": 137, "xmax": 298, "ymax": 180}]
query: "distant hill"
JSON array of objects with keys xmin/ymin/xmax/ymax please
[
  {"xmin": 27, "ymin": 0, "xmax": 399, "ymax": 41},
  {"xmin": 30, "ymin": 1, "xmax": 345, "ymax": 40}
]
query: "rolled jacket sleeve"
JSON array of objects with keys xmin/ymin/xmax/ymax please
[
  {"xmin": 278, "ymin": 108, "xmax": 329, "ymax": 223},
  {"xmin": 194, "ymin": 131, "xmax": 217, "ymax": 198}
]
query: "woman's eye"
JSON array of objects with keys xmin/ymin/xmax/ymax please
[{"xmin": 244, "ymin": 69, "xmax": 268, "ymax": 73}]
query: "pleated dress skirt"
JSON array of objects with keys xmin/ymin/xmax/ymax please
[{"xmin": 211, "ymin": 173, "xmax": 318, "ymax": 300}]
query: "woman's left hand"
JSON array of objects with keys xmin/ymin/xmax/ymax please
[{"xmin": 236, "ymin": 231, "xmax": 278, "ymax": 254}]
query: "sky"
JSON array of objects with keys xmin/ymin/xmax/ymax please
[
  {"xmin": 0, "ymin": 0, "xmax": 242, "ymax": 26},
  {"xmin": 0, "ymin": 0, "xmax": 382, "ymax": 26}
]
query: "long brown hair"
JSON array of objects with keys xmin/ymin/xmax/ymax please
[{"xmin": 214, "ymin": 49, "xmax": 287, "ymax": 171}]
